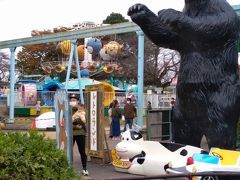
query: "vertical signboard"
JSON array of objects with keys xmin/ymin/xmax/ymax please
[
  {"xmin": 85, "ymin": 83, "xmax": 114, "ymax": 163},
  {"xmin": 90, "ymin": 91, "xmax": 97, "ymax": 151},
  {"xmin": 85, "ymin": 84, "xmax": 105, "ymax": 160},
  {"xmin": 54, "ymin": 89, "xmax": 73, "ymax": 164}
]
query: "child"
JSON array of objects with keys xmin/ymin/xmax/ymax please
[{"xmin": 36, "ymin": 101, "xmax": 41, "ymax": 116}]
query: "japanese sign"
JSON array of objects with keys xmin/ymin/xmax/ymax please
[{"xmin": 90, "ymin": 91, "xmax": 97, "ymax": 151}]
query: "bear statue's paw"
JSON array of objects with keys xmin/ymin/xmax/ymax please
[{"xmin": 127, "ymin": 3, "xmax": 150, "ymax": 20}]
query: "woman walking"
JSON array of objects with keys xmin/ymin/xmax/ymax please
[
  {"xmin": 72, "ymin": 103, "xmax": 88, "ymax": 176},
  {"xmin": 111, "ymin": 100, "xmax": 121, "ymax": 140}
]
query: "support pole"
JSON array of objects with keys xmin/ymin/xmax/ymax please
[
  {"xmin": 65, "ymin": 42, "xmax": 74, "ymax": 91},
  {"xmin": 73, "ymin": 41, "xmax": 84, "ymax": 104},
  {"xmin": 65, "ymin": 40, "xmax": 84, "ymax": 104},
  {"xmin": 9, "ymin": 47, "xmax": 16, "ymax": 123},
  {"xmin": 136, "ymin": 31, "xmax": 144, "ymax": 127}
]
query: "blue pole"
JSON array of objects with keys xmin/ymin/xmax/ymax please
[
  {"xmin": 9, "ymin": 47, "xmax": 16, "ymax": 123},
  {"xmin": 64, "ymin": 90, "xmax": 72, "ymax": 164},
  {"xmin": 65, "ymin": 42, "xmax": 74, "ymax": 91},
  {"xmin": 136, "ymin": 31, "xmax": 144, "ymax": 127},
  {"xmin": 73, "ymin": 41, "xmax": 84, "ymax": 104}
]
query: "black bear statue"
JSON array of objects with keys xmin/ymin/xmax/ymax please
[{"xmin": 128, "ymin": 0, "xmax": 240, "ymax": 149}]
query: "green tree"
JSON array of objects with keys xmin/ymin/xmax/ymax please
[
  {"xmin": 16, "ymin": 27, "xmax": 77, "ymax": 81},
  {"xmin": 103, "ymin": 12, "xmax": 129, "ymax": 24},
  {"xmin": 16, "ymin": 30, "xmax": 59, "ymax": 75}
]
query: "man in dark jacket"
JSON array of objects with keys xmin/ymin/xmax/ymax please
[{"xmin": 123, "ymin": 98, "xmax": 136, "ymax": 131}]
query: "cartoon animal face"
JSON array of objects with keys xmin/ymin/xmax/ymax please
[
  {"xmin": 99, "ymin": 48, "xmax": 111, "ymax": 61},
  {"xmin": 104, "ymin": 41, "xmax": 123, "ymax": 56},
  {"xmin": 120, "ymin": 130, "xmax": 144, "ymax": 142},
  {"xmin": 115, "ymin": 130, "xmax": 144, "ymax": 159},
  {"xmin": 116, "ymin": 141, "xmax": 142, "ymax": 160}
]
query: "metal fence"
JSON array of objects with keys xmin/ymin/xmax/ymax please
[
  {"xmin": 5, "ymin": 91, "xmax": 56, "ymax": 107},
  {"xmin": 1, "ymin": 90, "xmax": 175, "ymax": 110},
  {"xmin": 146, "ymin": 109, "xmax": 172, "ymax": 142},
  {"xmin": 69, "ymin": 91, "xmax": 175, "ymax": 109}
]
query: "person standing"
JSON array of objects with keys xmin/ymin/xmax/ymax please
[
  {"xmin": 108, "ymin": 102, "xmax": 114, "ymax": 138},
  {"xmin": 170, "ymin": 97, "xmax": 175, "ymax": 108},
  {"xmin": 111, "ymin": 100, "xmax": 121, "ymax": 140},
  {"xmin": 170, "ymin": 97, "xmax": 176, "ymax": 142},
  {"xmin": 147, "ymin": 101, "xmax": 152, "ymax": 110},
  {"xmin": 170, "ymin": 98, "xmax": 175, "ymax": 120},
  {"xmin": 123, "ymin": 98, "xmax": 136, "ymax": 131},
  {"xmin": 72, "ymin": 103, "xmax": 88, "ymax": 176}
]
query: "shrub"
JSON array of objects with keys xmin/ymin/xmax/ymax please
[{"xmin": 0, "ymin": 130, "xmax": 76, "ymax": 179}]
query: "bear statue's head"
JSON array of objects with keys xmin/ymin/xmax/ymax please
[{"xmin": 183, "ymin": 0, "xmax": 211, "ymax": 17}]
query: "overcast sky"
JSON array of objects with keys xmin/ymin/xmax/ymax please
[{"xmin": 0, "ymin": 0, "xmax": 240, "ymax": 41}]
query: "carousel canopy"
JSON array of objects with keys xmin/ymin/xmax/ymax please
[{"xmin": 63, "ymin": 78, "xmax": 123, "ymax": 91}]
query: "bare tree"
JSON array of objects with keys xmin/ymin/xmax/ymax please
[
  {"xmin": 144, "ymin": 47, "xmax": 180, "ymax": 88},
  {"xmin": 0, "ymin": 50, "xmax": 10, "ymax": 81},
  {"xmin": 116, "ymin": 34, "xmax": 180, "ymax": 88},
  {"xmin": 100, "ymin": 12, "xmax": 180, "ymax": 88}
]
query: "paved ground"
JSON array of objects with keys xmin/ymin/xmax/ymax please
[
  {"xmin": 73, "ymin": 141, "xmax": 185, "ymax": 180},
  {"xmin": 72, "ymin": 138, "xmax": 144, "ymax": 180}
]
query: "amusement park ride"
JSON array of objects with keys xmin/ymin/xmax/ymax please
[
  {"xmin": 26, "ymin": 36, "xmax": 132, "ymax": 108},
  {"xmin": 41, "ymin": 38, "xmax": 126, "ymax": 87},
  {"xmin": 111, "ymin": 129, "xmax": 240, "ymax": 179},
  {"xmin": 0, "ymin": 21, "xmax": 143, "ymax": 117},
  {"xmin": 9, "ymin": 35, "xmax": 137, "ymax": 117},
  {"xmin": 0, "ymin": 22, "xmax": 144, "ymax": 125}
]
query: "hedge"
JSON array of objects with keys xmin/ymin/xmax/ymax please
[{"xmin": 0, "ymin": 130, "xmax": 77, "ymax": 179}]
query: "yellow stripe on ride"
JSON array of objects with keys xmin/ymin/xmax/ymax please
[{"xmin": 210, "ymin": 148, "xmax": 240, "ymax": 165}]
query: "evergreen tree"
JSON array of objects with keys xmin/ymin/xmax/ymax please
[{"xmin": 103, "ymin": 12, "xmax": 129, "ymax": 24}]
